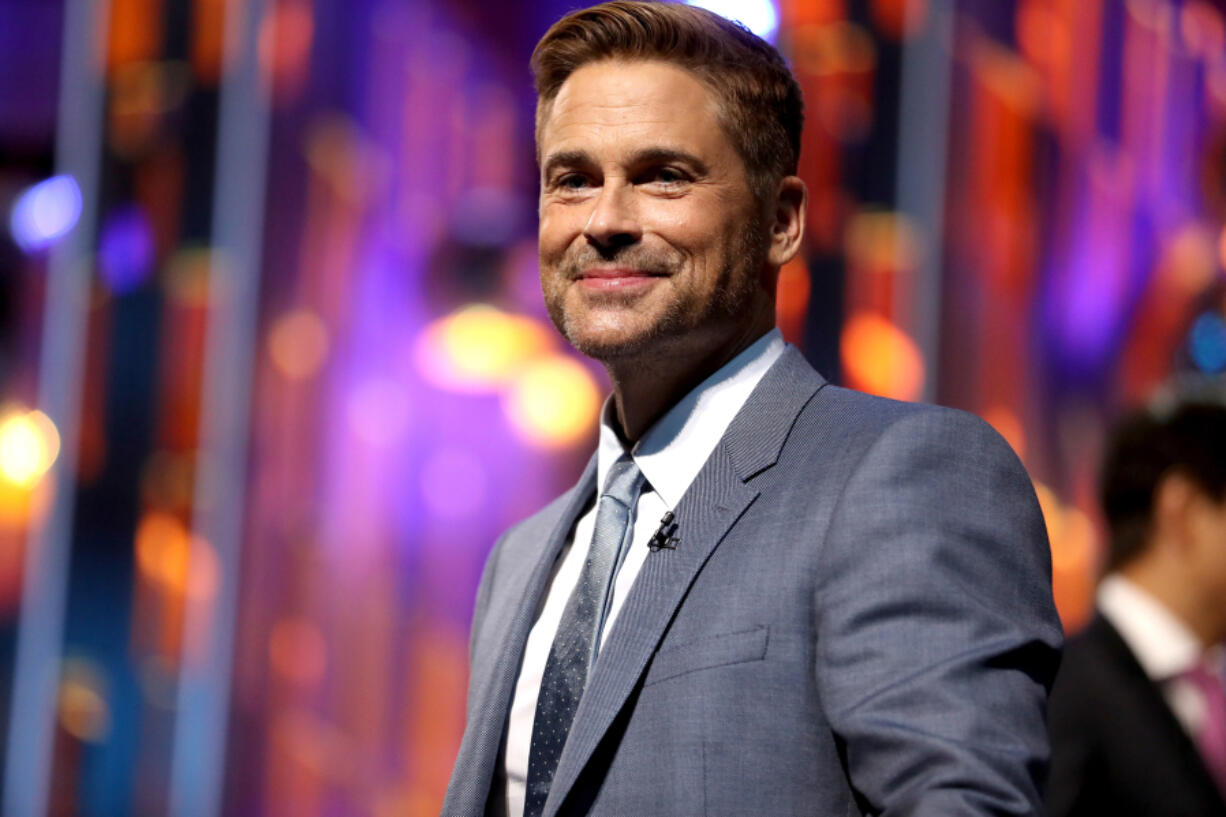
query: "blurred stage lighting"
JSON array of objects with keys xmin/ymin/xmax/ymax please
[
  {"xmin": 686, "ymin": 0, "xmax": 778, "ymax": 41},
  {"xmin": 505, "ymin": 354, "xmax": 600, "ymax": 449},
  {"xmin": 0, "ymin": 409, "xmax": 60, "ymax": 489},
  {"xmin": 1189, "ymin": 311, "xmax": 1226, "ymax": 373},
  {"xmin": 9, "ymin": 175, "xmax": 83, "ymax": 252},
  {"xmin": 99, "ymin": 204, "xmax": 156, "ymax": 293}
]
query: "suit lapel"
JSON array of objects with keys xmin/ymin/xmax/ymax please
[
  {"xmin": 542, "ymin": 347, "xmax": 827, "ymax": 816},
  {"xmin": 1091, "ymin": 616, "xmax": 1226, "ymax": 812},
  {"xmin": 450, "ymin": 455, "xmax": 597, "ymax": 815}
]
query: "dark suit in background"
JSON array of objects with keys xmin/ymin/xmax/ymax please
[{"xmin": 1047, "ymin": 615, "xmax": 1226, "ymax": 817}]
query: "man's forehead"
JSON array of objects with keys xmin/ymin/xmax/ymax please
[{"xmin": 536, "ymin": 59, "xmax": 724, "ymax": 155}]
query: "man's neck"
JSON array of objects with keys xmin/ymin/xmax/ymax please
[{"xmin": 604, "ymin": 317, "xmax": 775, "ymax": 444}]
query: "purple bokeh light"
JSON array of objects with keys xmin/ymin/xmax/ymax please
[
  {"xmin": 98, "ymin": 204, "xmax": 155, "ymax": 293},
  {"xmin": 9, "ymin": 175, "xmax": 82, "ymax": 252}
]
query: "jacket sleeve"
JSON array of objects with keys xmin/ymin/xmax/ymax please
[{"xmin": 814, "ymin": 407, "xmax": 1064, "ymax": 816}]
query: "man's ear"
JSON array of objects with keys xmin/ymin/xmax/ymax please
[
  {"xmin": 1152, "ymin": 470, "xmax": 1199, "ymax": 552},
  {"xmin": 767, "ymin": 175, "xmax": 807, "ymax": 268}
]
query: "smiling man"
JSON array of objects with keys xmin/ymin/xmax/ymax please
[{"xmin": 443, "ymin": 4, "xmax": 1062, "ymax": 816}]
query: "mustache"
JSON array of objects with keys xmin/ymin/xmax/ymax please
[{"xmin": 560, "ymin": 248, "xmax": 682, "ymax": 280}]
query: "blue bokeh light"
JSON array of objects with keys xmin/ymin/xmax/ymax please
[
  {"xmin": 686, "ymin": 0, "xmax": 779, "ymax": 42},
  {"xmin": 9, "ymin": 175, "xmax": 83, "ymax": 252},
  {"xmin": 1188, "ymin": 312, "xmax": 1226, "ymax": 373}
]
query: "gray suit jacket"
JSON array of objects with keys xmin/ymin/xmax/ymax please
[{"xmin": 444, "ymin": 347, "xmax": 1062, "ymax": 816}]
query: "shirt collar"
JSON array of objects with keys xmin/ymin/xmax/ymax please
[
  {"xmin": 596, "ymin": 329, "xmax": 786, "ymax": 507},
  {"xmin": 1097, "ymin": 573, "xmax": 1205, "ymax": 681}
]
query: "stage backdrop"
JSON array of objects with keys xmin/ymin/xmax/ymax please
[{"xmin": 0, "ymin": 0, "xmax": 1222, "ymax": 815}]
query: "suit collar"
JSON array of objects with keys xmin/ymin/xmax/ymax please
[
  {"xmin": 595, "ymin": 329, "xmax": 787, "ymax": 507},
  {"xmin": 723, "ymin": 345, "xmax": 827, "ymax": 480},
  {"xmin": 1085, "ymin": 615, "xmax": 1226, "ymax": 810},
  {"xmin": 1097, "ymin": 574, "xmax": 1207, "ymax": 681}
]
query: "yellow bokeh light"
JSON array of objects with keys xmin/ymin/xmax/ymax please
[
  {"xmin": 505, "ymin": 354, "xmax": 601, "ymax": 449},
  {"xmin": 840, "ymin": 311, "xmax": 925, "ymax": 401},
  {"xmin": 418, "ymin": 304, "xmax": 553, "ymax": 392},
  {"xmin": 268, "ymin": 309, "xmax": 330, "ymax": 380},
  {"xmin": 0, "ymin": 409, "xmax": 61, "ymax": 488}
]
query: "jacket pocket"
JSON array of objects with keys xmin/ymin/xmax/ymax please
[{"xmin": 643, "ymin": 626, "xmax": 769, "ymax": 687}]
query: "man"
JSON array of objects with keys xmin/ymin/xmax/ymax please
[
  {"xmin": 445, "ymin": 3, "xmax": 1062, "ymax": 815},
  {"xmin": 1046, "ymin": 398, "xmax": 1226, "ymax": 817}
]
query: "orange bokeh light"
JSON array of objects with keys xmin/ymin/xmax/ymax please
[
  {"xmin": 268, "ymin": 310, "xmax": 330, "ymax": 381},
  {"xmin": 1035, "ymin": 482, "xmax": 1097, "ymax": 632},
  {"xmin": 840, "ymin": 311, "xmax": 924, "ymax": 401},
  {"xmin": 981, "ymin": 405, "xmax": 1026, "ymax": 460},
  {"xmin": 135, "ymin": 512, "xmax": 220, "ymax": 601}
]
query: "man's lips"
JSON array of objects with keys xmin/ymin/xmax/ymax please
[{"xmin": 574, "ymin": 268, "xmax": 668, "ymax": 291}]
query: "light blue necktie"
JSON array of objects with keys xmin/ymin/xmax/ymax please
[{"xmin": 523, "ymin": 455, "xmax": 645, "ymax": 817}]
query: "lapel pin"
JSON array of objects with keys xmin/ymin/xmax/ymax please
[{"xmin": 648, "ymin": 511, "xmax": 680, "ymax": 552}]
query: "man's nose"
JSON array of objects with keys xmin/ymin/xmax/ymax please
[{"xmin": 583, "ymin": 182, "xmax": 641, "ymax": 253}]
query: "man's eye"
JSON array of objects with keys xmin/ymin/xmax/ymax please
[
  {"xmin": 556, "ymin": 174, "xmax": 591, "ymax": 190},
  {"xmin": 645, "ymin": 167, "xmax": 687, "ymax": 186}
]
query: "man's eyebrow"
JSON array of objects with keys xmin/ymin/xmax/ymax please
[
  {"xmin": 626, "ymin": 148, "xmax": 709, "ymax": 175},
  {"xmin": 541, "ymin": 150, "xmax": 593, "ymax": 179},
  {"xmin": 540, "ymin": 147, "xmax": 711, "ymax": 179}
]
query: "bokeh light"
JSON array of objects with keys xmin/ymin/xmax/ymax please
[
  {"xmin": 9, "ymin": 175, "xmax": 82, "ymax": 252},
  {"xmin": 98, "ymin": 203, "xmax": 156, "ymax": 293},
  {"xmin": 1188, "ymin": 312, "xmax": 1226, "ymax": 373},
  {"xmin": 505, "ymin": 354, "xmax": 601, "ymax": 449},
  {"xmin": 135, "ymin": 516, "xmax": 220, "ymax": 602},
  {"xmin": 268, "ymin": 310, "xmax": 330, "ymax": 381},
  {"xmin": 417, "ymin": 304, "xmax": 554, "ymax": 392},
  {"xmin": 57, "ymin": 658, "xmax": 110, "ymax": 743},
  {"xmin": 1035, "ymin": 481, "xmax": 1096, "ymax": 629},
  {"xmin": 0, "ymin": 409, "xmax": 61, "ymax": 489},
  {"xmin": 686, "ymin": 0, "xmax": 778, "ymax": 41},
  {"xmin": 839, "ymin": 311, "xmax": 924, "ymax": 401},
  {"xmin": 982, "ymin": 405, "xmax": 1026, "ymax": 460}
]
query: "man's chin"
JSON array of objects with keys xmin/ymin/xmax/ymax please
[{"xmin": 564, "ymin": 331, "xmax": 658, "ymax": 362}]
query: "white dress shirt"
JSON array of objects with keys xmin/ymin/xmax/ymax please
[
  {"xmin": 502, "ymin": 329, "xmax": 786, "ymax": 817},
  {"xmin": 1097, "ymin": 573, "xmax": 1226, "ymax": 738}
]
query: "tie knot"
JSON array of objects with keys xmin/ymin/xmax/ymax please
[{"xmin": 602, "ymin": 456, "xmax": 645, "ymax": 506}]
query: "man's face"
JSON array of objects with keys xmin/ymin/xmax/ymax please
[{"xmin": 536, "ymin": 59, "xmax": 769, "ymax": 363}]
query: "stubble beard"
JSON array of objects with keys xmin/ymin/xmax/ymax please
[{"xmin": 542, "ymin": 218, "xmax": 769, "ymax": 364}]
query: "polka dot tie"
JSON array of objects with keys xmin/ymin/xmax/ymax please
[{"xmin": 523, "ymin": 455, "xmax": 645, "ymax": 817}]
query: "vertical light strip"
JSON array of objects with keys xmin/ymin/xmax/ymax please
[
  {"xmin": 895, "ymin": 0, "xmax": 954, "ymax": 403},
  {"xmin": 167, "ymin": 0, "xmax": 273, "ymax": 812},
  {"xmin": 3, "ymin": 0, "xmax": 111, "ymax": 814}
]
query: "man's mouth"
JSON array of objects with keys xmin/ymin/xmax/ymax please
[{"xmin": 574, "ymin": 267, "xmax": 668, "ymax": 291}]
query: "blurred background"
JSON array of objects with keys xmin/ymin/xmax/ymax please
[{"xmin": 0, "ymin": 0, "xmax": 1223, "ymax": 814}]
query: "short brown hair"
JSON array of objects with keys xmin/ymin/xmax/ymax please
[{"xmin": 531, "ymin": 1, "xmax": 804, "ymax": 201}]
